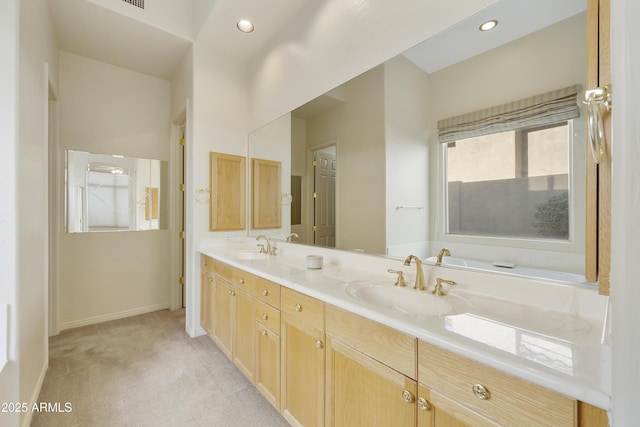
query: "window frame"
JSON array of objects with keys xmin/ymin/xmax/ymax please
[{"xmin": 434, "ymin": 119, "xmax": 586, "ymax": 270}]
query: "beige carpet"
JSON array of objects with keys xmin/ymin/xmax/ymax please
[{"xmin": 32, "ymin": 309, "xmax": 289, "ymax": 427}]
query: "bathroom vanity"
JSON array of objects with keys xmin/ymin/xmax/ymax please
[{"xmin": 199, "ymin": 239, "xmax": 609, "ymax": 426}]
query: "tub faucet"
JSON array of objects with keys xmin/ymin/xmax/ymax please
[
  {"xmin": 403, "ymin": 255, "xmax": 426, "ymax": 291},
  {"xmin": 256, "ymin": 235, "xmax": 276, "ymax": 256},
  {"xmin": 436, "ymin": 248, "xmax": 451, "ymax": 265}
]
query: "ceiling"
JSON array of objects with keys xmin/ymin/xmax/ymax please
[{"xmin": 47, "ymin": 0, "xmax": 586, "ymax": 82}]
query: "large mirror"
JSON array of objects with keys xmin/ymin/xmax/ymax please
[
  {"xmin": 248, "ymin": 0, "xmax": 587, "ymax": 275},
  {"xmin": 65, "ymin": 150, "xmax": 168, "ymax": 233}
]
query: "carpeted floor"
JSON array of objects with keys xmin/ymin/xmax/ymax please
[{"xmin": 32, "ymin": 309, "xmax": 289, "ymax": 427}]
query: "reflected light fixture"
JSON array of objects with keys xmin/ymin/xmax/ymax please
[
  {"xmin": 236, "ymin": 19, "xmax": 255, "ymax": 33},
  {"xmin": 479, "ymin": 19, "xmax": 498, "ymax": 31}
]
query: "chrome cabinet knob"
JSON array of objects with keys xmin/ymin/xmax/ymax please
[
  {"xmin": 315, "ymin": 340, "xmax": 323, "ymax": 349},
  {"xmin": 262, "ymin": 289, "xmax": 269, "ymax": 296},
  {"xmin": 295, "ymin": 303, "xmax": 302, "ymax": 312},
  {"xmin": 261, "ymin": 330, "xmax": 267, "ymax": 336},
  {"xmin": 262, "ymin": 313, "xmax": 268, "ymax": 320},
  {"xmin": 239, "ymin": 278, "xmax": 245, "ymax": 284}
]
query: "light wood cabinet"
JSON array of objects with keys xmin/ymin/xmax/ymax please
[
  {"xmin": 233, "ymin": 286, "xmax": 256, "ymax": 382},
  {"xmin": 200, "ymin": 260, "xmax": 609, "ymax": 427},
  {"xmin": 200, "ymin": 256, "xmax": 215, "ymax": 337},
  {"xmin": 326, "ymin": 336, "xmax": 417, "ymax": 427},
  {"xmin": 208, "ymin": 258, "xmax": 257, "ymax": 382},
  {"xmin": 252, "ymin": 158, "xmax": 282, "ymax": 229},
  {"xmin": 281, "ymin": 288, "xmax": 325, "ymax": 427},
  {"xmin": 585, "ymin": 0, "xmax": 611, "ymax": 295},
  {"xmin": 212, "ymin": 275, "xmax": 234, "ymax": 358},
  {"xmin": 254, "ymin": 286, "xmax": 282, "ymax": 410},
  {"xmin": 325, "ymin": 306, "xmax": 418, "ymax": 427},
  {"xmin": 419, "ymin": 340, "xmax": 576, "ymax": 426},
  {"xmin": 256, "ymin": 320, "xmax": 281, "ymax": 409},
  {"xmin": 209, "ymin": 152, "xmax": 246, "ymax": 231}
]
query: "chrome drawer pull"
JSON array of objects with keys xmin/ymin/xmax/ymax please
[
  {"xmin": 262, "ymin": 313, "xmax": 268, "ymax": 320},
  {"xmin": 315, "ymin": 340, "xmax": 323, "ymax": 349},
  {"xmin": 262, "ymin": 289, "xmax": 269, "ymax": 296},
  {"xmin": 294, "ymin": 303, "xmax": 302, "ymax": 312}
]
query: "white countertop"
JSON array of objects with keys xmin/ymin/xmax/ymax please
[{"xmin": 198, "ymin": 238, "xmax": 611, "ymax": 410}]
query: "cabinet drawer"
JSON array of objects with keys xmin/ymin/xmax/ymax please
[
  {"xmin": 255, "ymin": 276, "xmax": 281, "ymax": 308},
  {"xmin": 418, "ymin": 341, "xmax": 576, "ymax": 426},
  {"xmin": 281, "ymin": 287, "xmax": 324, "ymax": 330},
  {"xmin": 213, "ymin": 259, "xmax": 233, "ymax": 281},
  {"xmin": 326, "ymin": 305, "xmax": 416, "ymax": 379},
  {"xmin": 202, "ymin": 255, "xmax": 215, "ymax": 272},
  {"xmin": 255, "ymin": 300, "xmax": 280, "ymax": 334},
  {"xmin": 232, "ymin": 268, "xmax": 256, "ymax": 295}
]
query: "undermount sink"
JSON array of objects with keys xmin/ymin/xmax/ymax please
[
  {"xmin": 232, "ymin": 251, "xmax": 269, "ymax": 261},
  {"xmin": 344, "ymin": 281, "xmax": 468, "ymax": 317}
]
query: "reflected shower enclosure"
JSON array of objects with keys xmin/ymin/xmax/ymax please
[{"xmin": 65, "ymin": 150, "xmax": 167, "ymax": 233}]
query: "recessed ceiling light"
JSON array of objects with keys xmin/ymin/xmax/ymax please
[
  {"xmin": 479, "ymin": 19, "xmax": 498, "ymax": 32},
  {"xmin": 236, "ymin": 19, "xmax": 254, "ymax": 33}
]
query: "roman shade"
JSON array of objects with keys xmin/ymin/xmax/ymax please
[{"xmin": 437, "ymin": 84, "xmax": 581, "ymax": 143}]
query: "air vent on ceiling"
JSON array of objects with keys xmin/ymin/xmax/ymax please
[{"xmin": 122, "ymin": 0, "xmax": 144, "ymax": 9}]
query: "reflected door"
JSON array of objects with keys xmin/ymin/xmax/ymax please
[{"xmin": 313, "ymin": 147, "xmax": 336, "ymax": 247}]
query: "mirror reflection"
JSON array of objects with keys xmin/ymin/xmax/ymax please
[
  {"xmin": 65, "ymin": 150, "xmax": 168, "ymax": 233},
  {"xmin": 248, "ymin": 0, "xmax": 587, "ymax": 274}
]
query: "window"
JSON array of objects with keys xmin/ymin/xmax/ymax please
[{"xmin": 446, "ymin": 122, "xmax": 570, "ymax": 240}]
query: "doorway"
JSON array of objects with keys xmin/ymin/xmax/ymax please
[{"xmin": 312, "ymin": 145, "xmax": 336, "ymax": 247}]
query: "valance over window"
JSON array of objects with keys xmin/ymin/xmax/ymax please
[{"xmin": 437, "ymin": 84, "xmax": 581, "ymax": 143}]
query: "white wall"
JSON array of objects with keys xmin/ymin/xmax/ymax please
[
  {"xmin": 15, "ymin": 0, "xmax": 59, "ymax": 425},
  {"xmin": 610, "ymin": 0, "xmax": 640, "ymax": 424},
  {"xmin": 185, "ymin": 47, "xmax": 249, "ymax": 336},
  {"xmin": 384, "ymin": 56, "xmax": 431, "ymax": 258},
  {"xmin": 57, "ymin": 52, "xmax": 171, "ymax": 330},
  {"xmin": 88, "ymin": 0, "xmax": 196, "ymax": 40},
  {"xmin": 0, "ymin": 0, "xmax": 20, "ymax": 424},
  {"xmin": 248, "ymin": 0, "xmax": 500, "ymax": 130}
]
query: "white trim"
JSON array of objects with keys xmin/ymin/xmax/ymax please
[
  {"xmin": 58, "ymin": 304, "xmax": 170, "ymax": 331},
  {"xmin": 20, "ymin": 357, "xmax": 48, "ymax": 427},
  {"xmin": 189, "ymin": 325, "xmax": 207, "ymax": 338}
]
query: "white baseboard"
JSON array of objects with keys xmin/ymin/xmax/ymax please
[
  {"xmin": 58, "ymin": 304, "xmax": 170, "ymax": 331},
  {"xmin": 21, "ymin": 358, "xmax": 48, "ymax": 427},
  {"xmin": 189, "ymin": 325, "xmax": 207, "ymax": 338}
]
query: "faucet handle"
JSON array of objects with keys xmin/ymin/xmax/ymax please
[
  {"xmin": 387, "ymin": 269, "xmax": 407, "ymax": 287},
  {"xmin": 257, "ymin": 243, "xmax": 266, "ymax": 254},
  {"xmin": 432, "ymin": 278, "xmax": 456, "ymax": 296}
]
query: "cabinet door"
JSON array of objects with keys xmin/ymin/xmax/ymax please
[
  {"xmin": 281, "ymin": 312, "xmax": 325, "ymax": 427},
  {"xmin": 200, "ymin": 271, "xmax": 215, "ymax": 336},
  {"xmin": 256, "ymin": 322, "xmax": 280, "ymax": 410},
  {"xmin": 326, "ymin": 337, "xmax": 417, "ymax": 427},
  {"xmin": 209, "ymin": 152, "xmax": 246, "ymax": 231},
  {"xmin": 233, "ymin": 288, "xmax": 255, "ymax": 381},
  {"xmin": 213, "ymin": 277, "xmax": 234, "ymax": 358}
]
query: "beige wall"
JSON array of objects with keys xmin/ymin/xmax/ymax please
[
  {"xmin": 56, "ymin": 52, "xmax": 172, "ymax": 330},
  {"xmin": 384, "ymin": 56, "xmax": 431, "ymax": 257},
  {"xmin": 303, "ymin": 65, "xmax": 386, "ymax": 253}
]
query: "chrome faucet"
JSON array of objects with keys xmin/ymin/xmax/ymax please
[
  {"xmin": 285, "ymin": 233, "xmax": 299, "ymax": 243},
  {"xmin": 256, "ymin": 235, "xmax": 276, "ymax": 256},
  {"xmin": 436, "ymin": 248, "xmax": 451, "ymax": 265},
  {"xmin": 403, "ymin": 255, "xmax": 427, "ymax": 290}
]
